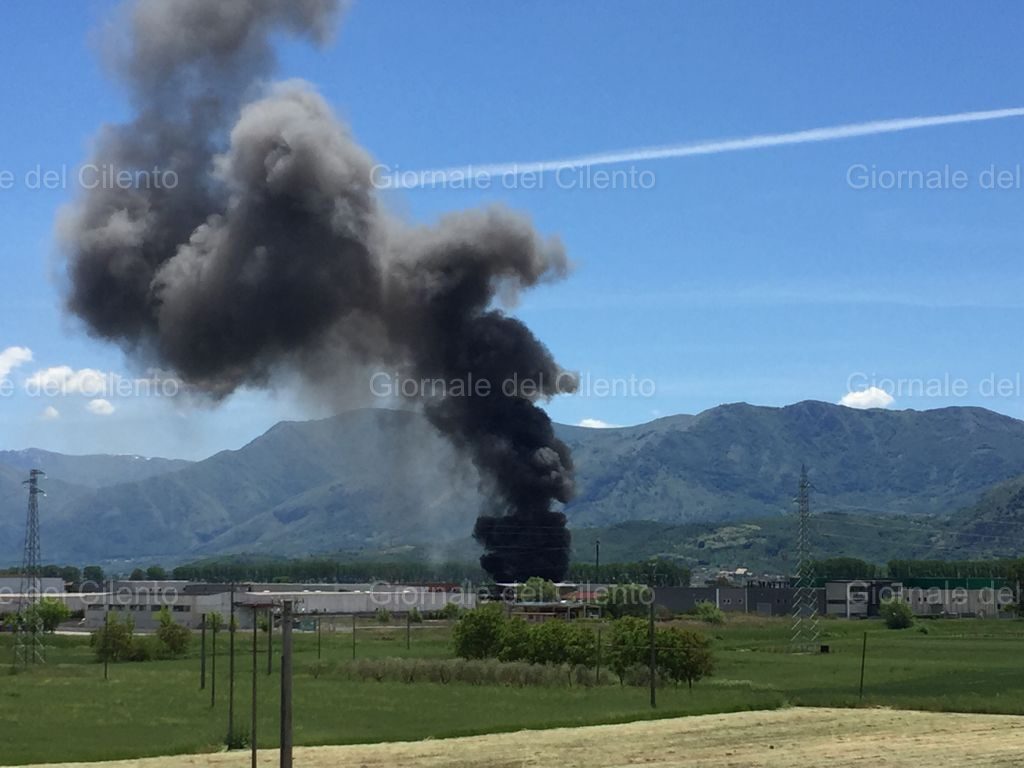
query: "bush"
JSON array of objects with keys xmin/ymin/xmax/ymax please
[
  {"xmin": 375, "ymin": 608, "xmax": 392, "ymax": 625},
  {"xmin": 439, "ymin": 602, "xmax": 463, "ymax": 620},
  {"xmin": 225, "ymin": 724, "xmax": 250, "ymax": 750},
  {"xmin": 881, "ymin": 599, "xmax": 914, "ymax": 629},
  {"xmin": 452, "ymin": 604, "xmax": 507, "ymax": 659},
  {"xmin": 91, "ymin": 614, "xmax": 135, "ymax": 663},
  {"xmin": 126, "ymin": 637, "xmax": 155, "ymax": 662},
  {"xmin": 155, "ymin": 607, "xmax": 191, "ymax": 657},
  {"xmin": 497, "ymin": 617, "xmax": 531, "ymax": 662},
  {"xmin": 408, "ymin": 607, "xmax": 423, "ymax": 624},
  {"xmin": 689, "ymin": 601, "xmax": 725, "ymax": 625}
]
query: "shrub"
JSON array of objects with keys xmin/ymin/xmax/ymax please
[
  {"xmin": 225, "ymin": 724, "xmax": 250, "ymax": 750},
  {"xmin": 452, "ymin": 604, "xmax": 508, "ymax": 659},
  {"xmin": 497, "ymin": 617, "xmax": 531, "ymax": 662},
  {"xmin": 155, "ymin": 607, "xmax": 191, "ymax": 657},
  {"xmin": 689, "ymin": 601, "xmax": 725, "ymax": 625},
  {"xmin": 881, "ymin": 599, "xmax": 914, "ymax": 629},
  {"xmin": 91, "ymin": 614, "xmax": 135, "ymax": 663},
  {"xmin": 439, "ymin": 602, "xmax": 463, "ymax": 620},
  {"xmin": 408, "ymin": 607, "xmax": 423, "ymax": 624},
  {"xmin": 526, "ymin": 619, "xmax": 571, "ymax": 665},
  {"xmin": 126, "ymin": 637, "xmax": 155, "ymax": 662},
  {"xmin": 375, "ymin": 608, "xmax": 392, "ymax": 625}
]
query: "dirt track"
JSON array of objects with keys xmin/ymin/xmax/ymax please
[{"xmin": 21, "ymin": 707, "xmax": 1024, "ymax": 768}]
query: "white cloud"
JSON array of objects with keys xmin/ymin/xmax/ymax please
[
  {"xmin": 26, "ymin": 366, "xmax": 116, "ymax": 397},
  {"xmin": 86, "ymin": 398, "xmax": 116, "ymax": 416},
  {"xmin": 577, "ymin": 418, "xmax": 620, "ymax": 429},
  {"xmin": 839, "ymin": 387, "xmax": 895, "ymax": 410},
  {"xmin": 0, "ymin": 346, "xmax": 32, "ymax": 380},
  {"xmin": 41, "ymin": 406, "xmax": 60, "ymax": 421}
]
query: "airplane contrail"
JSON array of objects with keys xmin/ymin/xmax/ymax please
[{"xmin": 383, "ymin": 106, "xmax": 1024, "ymax": 189}]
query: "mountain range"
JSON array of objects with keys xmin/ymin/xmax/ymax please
[{"xmin": 2, "ymin": 400, "xmax": 1024, "ymax": 570}]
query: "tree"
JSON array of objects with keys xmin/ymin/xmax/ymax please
[
  {"xmin": 91, "ymin": 614, "xmax": 135, "ymax": 663},
  {"xmin": 526, "ymin": 619, "xmax": 571, "ymax": 665},
  {"xmin": 656, "ymin": 627, "xmax": 714, "ymax": 688},
  {"xmin": 146, "ymin": 565, "xmax": 168, "ymax": 581},
  {"xmin": 59, "ymin": 566, "xmax": 82, "ymax": 587},
  {"xmin": 82, "ymin": 565, "xmax": 105, "ymax": 589},
  {"xmin": 497, "ymin": 617, "xmax": 531, "ymax": 662},
  {"xmin": 562, "ymin": 621, "xmax": 598, "ymax": 668},
  {"xmin": 880, "ymin": 599, "xmax": 914, "ymax": 629},
  {"xmin": 129, "ymin": 568, "xmax": 146, "ymax": 581},
  {"xmin": 207, "ymin": 612, "xmax": 224, "ymax": 633},
  {"xmin": 518, "ymin": 577, "xmax": 557, "ymax": 602},
  {"xmin": 452, "ymin": 604, "xmax": 507, "ymax": 659},
  {"xmin": 813, "ymin": 557, "xmax": 878, "ymax": 580},
  {"xmin": 606, "ymin": 616, "xmax": 648, "ymax": 684},
  {"xmin": 32, "ymin": 598, "xmax": 71, "ymax": 633},
  {"xmin": 155, "ymin": 607, "xmax": 191, "ymax": 656}
]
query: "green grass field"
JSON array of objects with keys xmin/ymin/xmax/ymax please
[{"xmin": 2, "ymin": 616, "xmax": 1023, "ymax": 765}]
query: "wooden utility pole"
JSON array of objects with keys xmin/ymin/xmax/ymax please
[
  {"xmin": 251, "ymin": 608, "xmax": 259, "ymax": 768},
  {"xmin": 103, "ymin": 610, "xmax": 109, "ymax": 681},
  {"xmin": 228, "ymin": 586, "xmax": 236, "ymax": 745},
  {"xmin": 267, "ymin": 608, "xmax": 273, "ymax": 675},
  {"xmin": 648, "ymin": 600, "xmax": 657, "ymax": 709},
  {"xmin": 280, "ymin": 601, "xmax": 294, "ymax": 768},
  {"xmin": 200, "ymin": 614, "xmax": 207, "ymax": 690},
  {"xmin": 859, "ymin": 632, "xmax": 868, "ymax": 701},
  {"xmin": 211, "ymin": 620, "xmax": 218, "ymax": 708}
]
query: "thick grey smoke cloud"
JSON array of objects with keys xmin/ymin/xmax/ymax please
[{"xmin": 61, "ymin": 0, "xmax": 577, "ymax": 581}]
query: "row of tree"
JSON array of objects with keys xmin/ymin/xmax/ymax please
[
  {"xmin": 567, "ymin": 560, "xmax": 691, "ymax": 586},
  {"xmin": 887, "ymin": 559, "xmax": 1024, "ymax": 580},
  {"xmin": 451, "ymin": 604, "xmax": 713, "ymax": 687},
  {"xmin": 171, "ymin": 556, "xmax": 691, "ymax": 586},
  {"xmin": 0, "ymin": 597, "xmax": 71, "ymax": 633},
  {"xmin": 812, "ymin": 557, "xmax": 1024, "ymax": 581},
  {"xmin": 0, "ymin": 565, "xmax": 106, "ymax": 589}
]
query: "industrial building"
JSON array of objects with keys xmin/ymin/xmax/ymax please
[
  {"xmin": 825, "ymin": 579, "xmax": 1015, "ymax": 619},
  {"xmin": 77, "ymin": 580, "xmax": 478, "ymax": 630},
  {"xmin": 653, "ymin": 583, "xmax": 826, "ymax": 617}
]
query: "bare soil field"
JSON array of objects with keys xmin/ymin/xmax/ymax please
[{"xmin": 20, "ymin": 707, "xmax": 1024, "ymax": 768}]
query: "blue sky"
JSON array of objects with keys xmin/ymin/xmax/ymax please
[{"xmin": 3, "ymin": 1, "xmax": 1024, "ymax": 458}]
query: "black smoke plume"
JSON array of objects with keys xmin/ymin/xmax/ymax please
[{"xmin": 60, "ymin": 0, "xmax": 576, "ymax": 581}]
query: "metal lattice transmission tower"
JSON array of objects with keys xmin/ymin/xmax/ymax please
[
  {"xmin": 790, "ymin": 465, "xmax": 820, "ymax": 653},
  {"xmin": 15, "ymin": 469, "xmax": 46, "ymax": 665}
]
